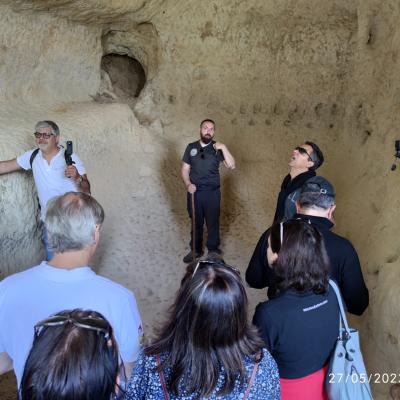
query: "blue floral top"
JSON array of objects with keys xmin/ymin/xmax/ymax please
[{"xmin": 125, "ymin": 348, "xmax": 280, "ymax": 399}]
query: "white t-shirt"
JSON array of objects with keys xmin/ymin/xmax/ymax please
[
  {"xmin": 0, "ymin": 262, "xmax": 143, "ymax": 387},
  {"xmin": 17, "ymin": 148, "xmax": 86, "ymax": 219}
]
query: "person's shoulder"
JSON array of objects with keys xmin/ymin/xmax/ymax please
[
  {"xmin": 255, "ymin": 298, "xmax": 281, "ymax": 316},
  {"xmin": 135, "ymin": 350, "xmax": 157, "ymax": 368},
  {"xmin": 0, "ymin": 265, "xmax": 41, "ymax": 292},
  {"xmin": 19, "ymin": 148, "xmax": 37, "ymax": 156},
  {"xmin": 16, "ymin": 148, "xmax": 38, "ymax": 168},
  {"xmin": 325, "ymin": 229, "xmax": 356, "ymax": 251},
  {"xmin": 260, "ymin": 348, "xmax": 278, "ymax": 368},
  {"xmin": 89, "ymin": 273, "xmax": 136, "ymax": 299},
  {"xmin": 71, "ymin": 151, "xmax": 83, "ymax": 161},
  {"xmin": 186, "ymin": 141, "xmax": 199, "ymax": 148}
]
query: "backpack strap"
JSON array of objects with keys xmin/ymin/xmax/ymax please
[{"xmin": 29, "ymin": 148, "xmax": 40, "ymax": 169}]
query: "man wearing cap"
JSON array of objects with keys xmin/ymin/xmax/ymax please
[
  {"xmin": 181, "ymin": 119, "xmax": 235, "ymax": 263},
  {"xmin": 246, "ymin": 176, "xmax": 369, "ymax": 316},
  {"xmin": 0, "ymin": 120, "xmax": 90, "ymax": 260},
  {"xmin": 273, "ymin": 141, "xmax": 324, "ymax": 223}
]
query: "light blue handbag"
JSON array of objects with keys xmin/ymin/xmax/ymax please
[{"xmin": 326, "ymin": 280, "xmax": 373, "ymax": 400}]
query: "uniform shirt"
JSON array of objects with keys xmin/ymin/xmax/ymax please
[
  {"xmin": 17, "ymin": 148, "xmax": 86, "ymax": 219},
  {"xmin": 182, "ymin": 141, "xmax": 224, "ymax": 191},
  {"xmin": 253, "ymin": 288, "xmax": 339, "ymax": 379},
  {"xmin": 0, "ymin": 262, "xmax": 143, "ymax": 387}
]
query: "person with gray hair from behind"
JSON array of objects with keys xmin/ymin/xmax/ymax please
[
  {"xmin": 0, "ymin": 192, "xmax": 143, "ymax": 390},
  {"xmin": 246, "ymin": 176, "xmax": 369, "ymax": 316},
  {"xmin": 0, "ymin": 120, "xmax": 90, "ymax": 260}
]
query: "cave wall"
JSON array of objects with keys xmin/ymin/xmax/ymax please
[
  {"xmin": 0, "ymin": 1, "xmax": 399, "ymax": 398},
  {"xmin": 333, "ymin": 1, "xmax": 400, "ymax": 397}
]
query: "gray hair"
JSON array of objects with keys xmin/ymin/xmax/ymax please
[
  {"xmin": 298, "ymin": 191, "xmax": 335, "ymax": 210},
  {"xmin": 35, "ymin": 121, "xmax": 60, "ymax": 136},
  {"xmin": 45, "ymin": 192, "xmax": 105, "ymax": 253}
]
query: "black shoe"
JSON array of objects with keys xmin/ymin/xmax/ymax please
[
  {"xmin": 207, "ymin": 249, "xmax": 223, "ymax": 261},
  {"xmin": 183, "ymin": 251, "xmax": 203, "ymax": 263}
]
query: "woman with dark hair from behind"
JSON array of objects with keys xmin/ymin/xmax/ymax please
[
  {"xmin": 126, "ymin": 261, "xmax": 280, "ymax": 399},
  {"xmin": 253, "ymin": 219, "xmax": 340, "ymax": 400},
  {"xmin": 20, "ymin": 309, "xmax": 121, "ymax": 400}
]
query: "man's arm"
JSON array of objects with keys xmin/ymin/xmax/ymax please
[
  {"xmin": 245, "ymin": 229, "xmax": 276, "ymax": 289},
  {"xmin": 0, "ymin": 352, "xmax": 13, "ymax": 374},
  {"xmin": 181, "ymin": 162, "xmax": 196, "ymax": 194},
  {"xmin": 214, "ymin": 142, "xmax": 235, "ymax": 169},
  {"xmin": 0, "ymin": 159, "xmax": 22, "ymax": 175},
  {"xmin": 339, "ymin": 242, "xmax": 369, "ymax": 316}
]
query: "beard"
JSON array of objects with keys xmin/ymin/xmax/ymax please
[{"xmin": 201, "ymin": 134, "xmax": 213, "ymax": 144}]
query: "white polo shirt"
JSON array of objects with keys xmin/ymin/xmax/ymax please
[
  {"xmin": 17, "ymin": 148, "xmax": 86, "ymax": 219},
  {"xmin": 0, "ymin": 262, "xmax": 143, "ymax": 388}
]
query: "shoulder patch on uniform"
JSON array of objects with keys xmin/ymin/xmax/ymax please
[{"xmin": 190, "ymin": 148, "xmax": 198, "ymax": 157}]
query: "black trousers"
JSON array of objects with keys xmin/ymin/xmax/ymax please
[{"xmin": 187, "ymin": 189, "xmax": 221, "ymax": 253}]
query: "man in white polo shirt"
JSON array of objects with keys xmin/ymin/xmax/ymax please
[
  {"xmin": 0, "ymin": 120, "xmax": 90, "ymax": 260},
  {"xmin": 0, "ymin": 192, "xmax": 143, "ymax": 389}
]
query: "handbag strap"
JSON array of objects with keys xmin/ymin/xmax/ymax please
[
  {"xmin": 243, "ymin": 350, "xmax": 262, "ymax": 400},
  {"xmin": 328, "ymin": 279, "xmax": 350, "ymax": 336},
  {"xmin": 156, "ymin": 354, "xmax": 170, "ymax": 400}
]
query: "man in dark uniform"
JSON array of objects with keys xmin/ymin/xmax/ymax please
[
  {"xmin": 246, "ymin": 176, "xmax": 369, "ymax": 315},
  {"xmin": 273, "ymin": 141, "xmax": 324, "ymax": 223},
  {"xmin": 181, "ymin": 119, "xmax": 235, "ymax": 263}
]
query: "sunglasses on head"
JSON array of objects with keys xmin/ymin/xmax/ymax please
[
  {"xmin": 34, "ymin": 314, "xmax": 112, "ymax": 340},
  {"xmin": 295, "ymin": 146, "xmax": 312, "ymax": 161},
  {"xmin": 279, "ymin": 217, "xmax": 312, "ymax": 245},
  {"xmin": 191, "ymin": 259, "xmax": 241, "ymax": 279}
]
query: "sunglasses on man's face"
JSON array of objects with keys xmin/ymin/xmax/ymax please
[
  {"xmin": 34, "ymin": 132, "xmax": 55, "ymax": 139},
  {"xmin": 295, "ymin": 146, "xmax": 312, "ymax": 161},
  {"xmin": 34, "ymin": 314, "xmax": 112, "ymax": 340}
]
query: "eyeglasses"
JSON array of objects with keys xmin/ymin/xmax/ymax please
[
  {"xmin": 191, "ymin": 259, "xmax": 241, "ymax": 279},
  {"xmin": 34, "ymin": 314, "xmax": 112, "ymax": 340},
  {"xmin": 295, "ymin": 146, "xmax": 312, "ymax": 161},
  {"xmin": 34, "ymin": 132, "xmax": 55, "ymax": 139}
]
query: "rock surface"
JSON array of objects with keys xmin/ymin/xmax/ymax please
[{"xmin": 0, "ymin": 1, "xmax": 399, "ymax": 398}]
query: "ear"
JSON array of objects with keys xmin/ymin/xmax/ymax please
[
  {"xmin": 306, "ymin": 159, "xmax": 314, "ymax": 169},
  {"xmin": 295, "ymin": 201, "xmax": 301, "ymax": 213},
  {"xmin": 327, "ymin": 204, "xmax": 336, "ymax": 220},
  {"xmin": 270, "ymin": 252, "xmax": 278, "ymax": 264},
  {"xmin": 93, "ymin": 224, "xmax": 100, "ymax": 244}
]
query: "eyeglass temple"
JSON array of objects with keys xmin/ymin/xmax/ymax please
[{"xmin": 280, "ymin": 222, "xmax": 283, "ymax": 245}]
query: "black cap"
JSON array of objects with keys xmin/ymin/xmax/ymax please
[{"xmin": 301, "ymin": 176, "xmax": 335, "ymax": 197}]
